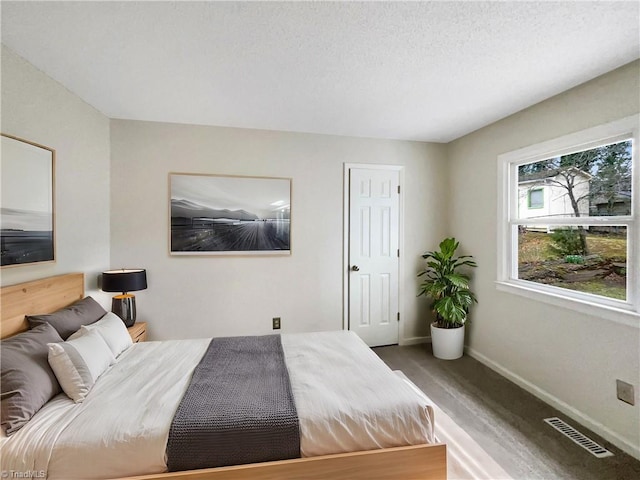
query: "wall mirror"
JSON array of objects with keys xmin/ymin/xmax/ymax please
[{"xmin": 1, "ymin": 133, "xmax": 55, "ymax": 268}]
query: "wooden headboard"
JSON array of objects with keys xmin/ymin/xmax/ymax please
[{"xmin": 1, "ymin": 273, "xmax": 84, "ymax": 339}]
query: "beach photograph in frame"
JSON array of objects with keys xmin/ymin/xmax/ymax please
[
  {"xmin": 1, "ymin": 134, "xmax": 55, "ymax": 268},
  {"xmin": 170, "ymin": 173, "xmax": 291, "ymax": 255}
]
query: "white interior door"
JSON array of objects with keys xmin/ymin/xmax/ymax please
[{"xmin": 347, "ymin": 167, "xmax": 400, "ymax": 347}]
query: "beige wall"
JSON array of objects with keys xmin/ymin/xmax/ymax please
[
  {"xmin": 447, "ymin": 60, "xmax": 640, "ymax": 457},
  {"xmin": 0, "ymin": 46, "xmax": 111, "ymax": 304},
  {"xmin": 110, "ymin": 120, "xmax": 448, "ymax": 342}
]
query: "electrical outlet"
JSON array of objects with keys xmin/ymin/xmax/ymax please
[
  {"xmin": 272, "ymin": 317, "xmax": 281, "ymax": 330},
  {"xmin": 617, "ymin": 379, "xmax": 635, "ymax": 405}
]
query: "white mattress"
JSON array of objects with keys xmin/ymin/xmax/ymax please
[{"xmin": 0, "ymin": 331, "xmax": 434, "ymax": 479}]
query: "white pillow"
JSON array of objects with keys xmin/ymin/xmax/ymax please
[
  {"xmin": 69, "ymin": 312, "xmax": 133, "ymax": 357},
  {"xmin": 48, "ymin": 329, "xmax": 115, "ymax": 402}
]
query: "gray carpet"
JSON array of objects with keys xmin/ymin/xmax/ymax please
[{"xmin": 374, "ymin": 344, "xmax": 640, "ymax": 480}]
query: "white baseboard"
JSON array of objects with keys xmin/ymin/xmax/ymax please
[
  {"xmin": 400, "ymin": 335, "xmax": 430, "ymax": 346},
  {"xmin": 466, "ymin": 347, "xmax": 640, "ymax": 461}
]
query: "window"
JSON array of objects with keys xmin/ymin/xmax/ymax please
[
  {"xmin": 497, "ymin": 116, "xmax": 639, "ymax": 323},
  {"xmin": 528, "ymin": 188, "xmax": 544, "ymax": 209}
]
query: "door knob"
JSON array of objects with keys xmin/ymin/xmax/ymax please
[{"xmin": 351, "ymin": 265, "xmax": 360, "ymax": 271}]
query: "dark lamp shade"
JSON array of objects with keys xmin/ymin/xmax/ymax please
[{"xmin": 102, "ymin": 269, "xmax": 148, "ymax": 293}]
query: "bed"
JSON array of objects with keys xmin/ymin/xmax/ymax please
[{"xmin": 0, "ymin": 273, "xmax": 447, "ymax": 480}]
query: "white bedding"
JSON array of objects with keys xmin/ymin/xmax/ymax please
[{"xmin": 0, "ymin": 331, "xmax": 434, "ymax": 479}]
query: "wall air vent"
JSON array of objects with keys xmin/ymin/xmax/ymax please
[{"xmin": 544, "ymin": 417, "xmax": 613, "ymax": 458}]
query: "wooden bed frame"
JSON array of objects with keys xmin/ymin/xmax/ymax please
[{"xmin": 1, "ymin": 273, "xmax": 447, "ymax": 480}]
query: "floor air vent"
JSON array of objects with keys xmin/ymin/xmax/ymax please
[{"xmin": 544, "ymin": 417, "xmax": 613, "ymax": 458}]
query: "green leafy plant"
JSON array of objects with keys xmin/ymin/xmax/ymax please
[
  {"xmin": 417, "ymin": 238, "xmax": 478, "ymax": 329},
  {"xmin": 549, "ymin": 228, "xmax": 587, "ymax": 256},
  {"xmin": 565, "ymin": 255, "xmax": 584, "ymax": 264}
]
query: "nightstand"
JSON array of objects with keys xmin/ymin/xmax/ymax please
[{"xmin": 127, "ymin": 322, "xmax": 147, "ymax": 343}]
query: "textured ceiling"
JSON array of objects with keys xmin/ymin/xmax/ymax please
[{"xmin": 2, "ymin": 1, "xmax": 639, "ymax": 142}]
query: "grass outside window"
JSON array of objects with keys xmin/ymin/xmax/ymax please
[{"xmin": 518, "ymin": 230, "xmax": 627, "ymax": 300}]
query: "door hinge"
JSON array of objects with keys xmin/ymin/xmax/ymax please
[
  {"xmin": 397, "ymin": 185, "xmax": 400, "ymax": 194},
  {"xmin": 397, "ymin": 312, "xmax": 400, "ymax": 322},
  {"xmin": 397, "ymin": 249, "xmax": 400, "ymax": 257}
]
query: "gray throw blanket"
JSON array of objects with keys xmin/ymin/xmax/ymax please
[{"xmin": 166, "ymin": 335, "xmax": 300, "ymax": 471}]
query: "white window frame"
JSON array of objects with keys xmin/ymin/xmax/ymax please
[{"xmin": 497, "ymin": 115, "xmax": 640, "ymax": 327}]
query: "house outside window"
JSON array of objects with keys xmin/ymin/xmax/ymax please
[
  {"xmin": 518, "ymin": 167, "xmax": 592, "ymax": 231},
  {"xmin": 497, "ymin": 116, "xmax": 639, "ymax": 324}
]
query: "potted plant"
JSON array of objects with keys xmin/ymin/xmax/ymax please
[{"xmin": 417, "ymin": 237, "xmax": 477, "ymax": 360}]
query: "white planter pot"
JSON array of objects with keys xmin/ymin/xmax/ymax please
[{"xmin": 430, "ymin": 323, "xmax": 465, "ymax": 360}]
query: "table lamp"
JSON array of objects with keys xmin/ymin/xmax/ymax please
[{"xmin": 101, "ymin": 269, "xmax": 147, "ymax": 327}]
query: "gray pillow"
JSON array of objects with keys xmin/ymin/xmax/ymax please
[
  {"xmin": 1, "ymin": 323, "xmax": 64, "ymax": 435},
  {"xmin": 27, "ymin": 296, "xmax": 107, "ymax": 340}
]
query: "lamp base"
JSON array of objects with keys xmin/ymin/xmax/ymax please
[{"xmin": 112, "ymin": 294, "xmax": 137, "ymax": 327}]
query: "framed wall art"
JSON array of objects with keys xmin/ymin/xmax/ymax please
[
  {"xmin": 169, "ymin": 173, "xmax": 291, "ymax": 256},
  {"xmin": 1, "ymin": 134, "xmax": 55, "ymax": 268}
]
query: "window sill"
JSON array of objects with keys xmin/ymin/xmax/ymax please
[{"xmin": 495, "ymin": 280, "xmax": 640, "ymax": 328}]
